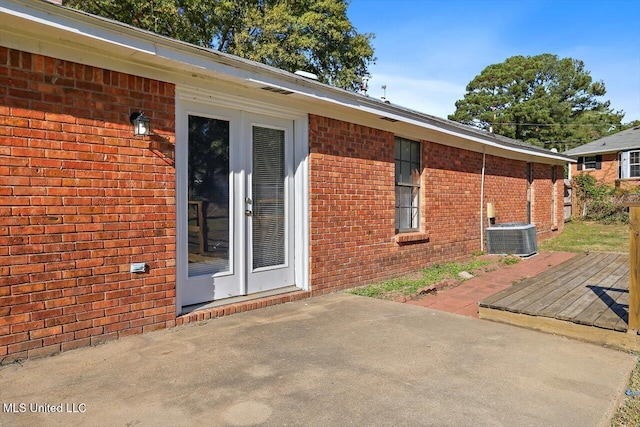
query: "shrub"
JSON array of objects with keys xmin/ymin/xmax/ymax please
[{"xmin": 571, "ymin": 174, "xmax": 632, "ymax": 224}]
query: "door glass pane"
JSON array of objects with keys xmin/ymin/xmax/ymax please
[
  {"xmin": 187, "ymin": 116, "xmax": 230, "ymax": 277},
  {"xmin": 252, "ymin": 126, "xmax": 285, "ymax": 269}
]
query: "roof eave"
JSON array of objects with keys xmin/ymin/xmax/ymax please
[{"xmin": 2, "ymin": 0, "xmax": 573, "ymax": 164}]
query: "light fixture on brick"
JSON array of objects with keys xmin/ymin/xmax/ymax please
[{"xmin": 129, "ymin": 112, "xmax": 150, "ymax": 136}]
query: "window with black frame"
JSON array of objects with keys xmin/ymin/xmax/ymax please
[
  {"xmin": 395, "ymin": 137, "xmax": 421, "ymax": 232},
  {"xmin": 583, "ymin": 155, "xmax": 597, "ymax": 170}
]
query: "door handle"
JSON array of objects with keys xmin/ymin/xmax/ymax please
[{"xmin": 245, "ymin": 210, "xmax": 252, "ymax": 217}]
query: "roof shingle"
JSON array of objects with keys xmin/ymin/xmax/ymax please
[{"xmin": 564, "ymin": 126, "xmax": 640, "ymax": 157}]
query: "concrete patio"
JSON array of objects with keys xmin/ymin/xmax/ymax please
[{"xmin": 0, "ymin": 293, "xmax": 635, "ymax": 426}]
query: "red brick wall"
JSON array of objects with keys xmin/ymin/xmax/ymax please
[
  {"xmin": 308, "ymin": 117, "xmax": 396, "ymax": 292},
  {"xmin": 0, "ymin": 47, "xmax": 176, "ymax": 359},
  {"xmin": 423, "ymin": 141, "xmax": 485, "ymax": 260},
  {"xmin": 570, "ymin": 153, "xmax": 640, "ymax": 190},
  {"xmin": 483, "ymin": 156, "xmax": 527, "ymax": 225},
  {"xmin": 570, "ymin": 153, "xmax": 618, "ymax": 185},
  {"xmin": 532, "ymin": 163, "xmax": 554, "ymax": 234},
  {"xmin": 308, "ymin": 115, "xmax": 563, "ymax": 293}
]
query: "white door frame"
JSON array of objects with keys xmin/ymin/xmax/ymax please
[{"xmin": 175, "ymin": 86, "xmax": 309, "ymax": 313}]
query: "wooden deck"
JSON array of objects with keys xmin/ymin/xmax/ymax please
[{"xmin": 479, "ymin": 252, "xmax": 640, "ymax": 350}]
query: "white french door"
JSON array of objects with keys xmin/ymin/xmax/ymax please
[
  {"xmin": 178, "ymin": 104, "xmax": 295, "ymax": 307},
  {"xmin": 245, "ymin": 114, "xmax": 295, "ymax": 294}
]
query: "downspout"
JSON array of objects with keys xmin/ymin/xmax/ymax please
[{"xmin": 480, "ymin": 148, "xmax": 487, "ymax": 252}]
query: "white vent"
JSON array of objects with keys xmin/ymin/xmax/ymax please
[
  {"xmin": 294, "ymin": 70, "xmax": 319, "ymax": 80},
  {"xmin": 486, "ymin": 223, "xmax": 537, "ymax": 256}
]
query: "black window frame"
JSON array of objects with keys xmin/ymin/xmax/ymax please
[
  {"xmin": 577, "ymin": 155, "xmax": 602, "ymax": 171},
  {"xmin": 394, "ymin": 137, "xmax": 421, "ymax": 233},
  {"xmin": 583, "ymin": 155, "xmax": 597, "ymax": 170}
]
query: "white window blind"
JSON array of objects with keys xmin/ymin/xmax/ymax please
[{"xmin": 252, "ymin": 126, "xmax": 286, "ymax": 269}]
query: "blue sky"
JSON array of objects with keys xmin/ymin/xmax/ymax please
[{"xmin": 348, "ymin": 0, "xmax": 640, "ymax": 124}]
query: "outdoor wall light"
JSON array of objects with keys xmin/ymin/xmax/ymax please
[{"xmin": 129, "ymin": 112, "xmax": 150, "ymax": 136}]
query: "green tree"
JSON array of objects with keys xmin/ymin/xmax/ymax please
[
  {"xmin": 620, "ymin": 120, "xmax": 640, "ymax": 131},
  {"xmin": 448, "ymin": 54, "xmax": 623, "ymax": 150},
  {"xmin": 64, "ymin": 0, "xmax": 374, "ymax": 91}
]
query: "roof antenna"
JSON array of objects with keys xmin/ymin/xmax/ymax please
[{"xmin": 381, "ymin": 85, "xmax": 390, "ymax": 104}]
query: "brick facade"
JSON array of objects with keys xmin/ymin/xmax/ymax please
[
  {"xmin": 308, "ymin": 115, "xmax": 564, "ymax": 293},
  {"xmin": 570, "ymin": 153, "xmax": 640, "ymax": 216},
  {"xmin": 570, "ymin": 153, "xmax": 618, "ymax": 184},
  {"xmin": 0, "ymin": 47, "xmax": 177, "ymax": 359},
  {"xmin": 1, "ymin": 47, "xmax": 565, "ymax": 360},
  {"xmin": 530, "ymin": 162, "xmax": 564, "ymax": 235}
]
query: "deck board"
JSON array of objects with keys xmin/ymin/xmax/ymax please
[
  {"xmin": 533, "ymin": 253, "xmax": 623, "ymax": 317},
  {"xmin": 480, "ymin": 253, "xmax": 593, "ymax": 307},
  {"xmin": 554, "ymin": 261, "xmax": 628, "ymax": 322},
  {"xmin": 575, "ymin": 271, "xmax": 630, "ymax": 329},
  {"xmin": 515, "ymin": 253, "xmax": 620, "ymax": 316},
  {"xmin": 592, "ymin": 273, "xmax": 629, "ymax": 332},
  {"xmin": 479, "ymin": 252, "xmax": 630, "ymax": 333}
]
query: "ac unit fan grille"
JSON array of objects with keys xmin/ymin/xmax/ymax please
[{"xmin": 486, "ymin": 223, "xmax": 537, "ymax": 256}]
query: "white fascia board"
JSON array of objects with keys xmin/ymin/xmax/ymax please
[
  {"xmin": 567, "ymin": 151, "xmax": 608, "ymax": 157},
  {"xmin": 2, "ymin": 0, "xmax": 572, "ymax": 165},
  {"xmin": 565, "ymin": 148, "xmax": 626, "ymax": 157}
]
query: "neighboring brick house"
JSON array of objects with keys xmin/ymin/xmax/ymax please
[
  {"xmin": 565, "ymin": 126, "xmax": 640, "ymax": 191},
  {"xmin": 0, "ymin": 1, "xmax": 571, "ymax": 359}
]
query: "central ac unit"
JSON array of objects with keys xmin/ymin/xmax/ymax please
[{"xmin": 486, "ymin": 223, "xmax": 537, "ymax": 256}]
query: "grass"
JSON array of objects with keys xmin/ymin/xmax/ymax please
[
  {"xmin": 349, "ymin": 257, "xmax": 514, "ymax": 300},
  {"xmin": 612, "ymin": 358, "xmax": 640, "ymax": 427},
  {"xmin": 539, "ymin": 219, "xmax": 629, "ymax": 253}
]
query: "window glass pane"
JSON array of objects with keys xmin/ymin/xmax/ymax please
[
  {"xmin": 187, "ymin": 116, "xmax": 230, "ymax": 277},
  {"xmin": 401, "ymin": 139, "xmax": 411, "ymax": 160},
  {"xmin": 411, "ymin": 141, "xmax": 420, "ymax": 163},
  {"xmin": 394, "ymin": 139, "xmax": 401, "ymax": 159},
  {"xmin": 395, "ymin": 160, "xmax": 401, "ymax": 182},
  {"xmin": 584, "ymin": 155, "xmax": 597, "ymax": 169},
  {"xmin": 411, "ymin": 164, "xmax": 420, "ymax": 186},
  {"xmin": 252, "ymin": 126, "xmax": 286, "ymax": 269},
  {"xmin": 401, "ymin": 161, "xmax": 411, "ymax": 184},
  {"xmin": 631, "ymin": 165, "xmax": 640, "ymax": 178},
  {"xmin": 631, "ymin": 151, "xmax": 640, "ymax": 164},
  {"xmin": 396, "ymin": 186, "xmax": 411, "ymax": 207},
  {"xmin": 412, "ymin": 186, "xmax": 420, "ymax": 206},
  {"xmin": 399, "ymin": 208, "xmax": 411, "ymax": 230},
  {"xmin": 411, "ymin": 208, "xmax": 419, "ymax": 229}
]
